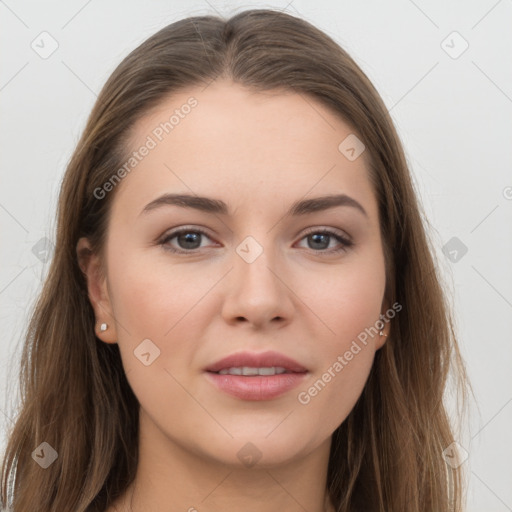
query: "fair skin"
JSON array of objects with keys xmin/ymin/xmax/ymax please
[{"xmin": 78, "ymin": 79, "xmax": 389, "ymax": 512}]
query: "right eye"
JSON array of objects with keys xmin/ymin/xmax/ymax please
[{"xmin": 159, "ymin": 227, "xmax": 219, "ymax": 254}]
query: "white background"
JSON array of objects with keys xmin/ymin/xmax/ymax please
[{"xmin": 1, "ymin": 1, "xmax": 511, "ymax": 510}]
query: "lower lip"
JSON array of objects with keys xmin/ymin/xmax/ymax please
[{"xmin": 205, "ymin": 371, "xmax": 308, "ymax": 400}]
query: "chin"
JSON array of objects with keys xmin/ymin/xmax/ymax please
[{"xmin": 203, "ymin": 430, "xmax": 319, "ymax": 469}]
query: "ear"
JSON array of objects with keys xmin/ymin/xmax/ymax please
[{"xmin": 76, "ymin": 237, "xmax": 118, "ymax": 344}]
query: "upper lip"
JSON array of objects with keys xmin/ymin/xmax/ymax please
[{"xmin": 204, "ymin": 350, "xmax": 308, "ymax": 373}]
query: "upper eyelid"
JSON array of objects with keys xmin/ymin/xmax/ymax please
[
  {"xmin": 161, "ymin": 226, "xmax": 214, "ymax": 239},
  {"xmin": 301, "ymin": 226, "xmax": 352, "ymax": 241}
]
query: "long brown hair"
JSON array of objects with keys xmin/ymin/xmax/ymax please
[{"xmin": 1, "ymin": 8, "xmax": 470, "ymax": 511}]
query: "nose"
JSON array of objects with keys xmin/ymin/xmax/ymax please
[{"xmin": 220, "ymin": 242, "xmax": 295, "ymax": 330}]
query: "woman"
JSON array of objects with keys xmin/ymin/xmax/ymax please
[{"xmin": 1, "ymin": 8, "xmax": 470, "ymax": 511}]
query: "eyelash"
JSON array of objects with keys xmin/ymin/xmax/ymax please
[{"xmin": 158, "ymin": 226, "xmax": 354, "ymax": 256}]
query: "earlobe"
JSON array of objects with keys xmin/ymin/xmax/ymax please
[
  {"xmin": 376, "ymin": 301, "xmax": 391, "ymax": 350},
  {"xmin": 76, "ymin": 237, "xmax": 118, "ymax": 344},
  {"xmin": 94, "ymin": 320, "xmax": 117, "ymax": 343},
  {"xmin": 376, "ymin": 328, "xmax": 389, "ymax": 350}
]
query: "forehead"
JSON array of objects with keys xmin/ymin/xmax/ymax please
[{"xmin": 112, "ymin": 79, "xmax": 378, "ymax": 223}]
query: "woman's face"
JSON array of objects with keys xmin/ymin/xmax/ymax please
[{"xmin": 84, "ymin": 79, "xmax": 388, "ymax": 468}]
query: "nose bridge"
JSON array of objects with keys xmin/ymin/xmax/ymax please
[
  {"xmin": 234, "ymin": 234, "xmax": 282, "ymax": 297},
  {"xmin": 221, "ymin": 232, "xmax": 293, "ymax": 326}
]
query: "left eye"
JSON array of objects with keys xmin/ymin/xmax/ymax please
[
  {"xmin": 159, "ymin": 228, "xmax": 353, "ymax": 254},
  {"xmin": 296, "ymin": 230, "xmax": 353, "ymax": 253}
]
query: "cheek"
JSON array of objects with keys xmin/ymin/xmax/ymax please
[
  {"xmin": 105, "ymin": 248, "xmax": 213, "ymax": 390},
  {"xmin": 105, "ymin": 253, "xmax": 208, "ymax": 430},
  {"xmin": 294, "ymin": 254, "xmax": 386, "ymax": 344},
  {"xmin": 296, "ymin": 344, "xmax": 375, "ymax": 439},
  {"xmin": 290, "ymin": 255, "xmax": 384, "ymax": 426},
  {"xmin": 107, "ymin": 247, "xmax": 213, "ymax": 337}
]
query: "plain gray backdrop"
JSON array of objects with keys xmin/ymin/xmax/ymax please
[{"xmin": 1, "ymin": 1, "xmax": 511, "ymax": 510}]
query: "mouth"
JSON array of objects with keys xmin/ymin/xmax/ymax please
[
  {"xmin": 212, "ymin": 366, "xmax": 299, "ymax": 376},
  {"xmin": 204, "ymin": 351, "xmax": 308, "ymax": 400},
  {"xmin": 204, "ymin": 350, "xmax": 308, "ymax": 374}
]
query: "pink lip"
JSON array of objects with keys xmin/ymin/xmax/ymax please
[
  {"xmin": 204, "ymin": 350, "xmax": 308, "ymax": 401},
  {"xmin": 205, "ymin": 372, "xmax": 307, "ymax": 400}
]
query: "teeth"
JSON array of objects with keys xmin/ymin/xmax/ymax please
[{"xmin": 217, "ymin": 366, "xmax": 288, "ymax": 376}]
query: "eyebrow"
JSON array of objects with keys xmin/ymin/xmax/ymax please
[{"xmin": 140, "ymin": 193, "xmax": 368, "ymax": 218}]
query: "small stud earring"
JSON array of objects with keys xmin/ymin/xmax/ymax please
[
  {"xmin": 100, "ymin": 323, "xmax": 108, "ymax": 332},
  {"xmin": 379, "ymin": 330, "xmax": 387, "ymax": 337}
]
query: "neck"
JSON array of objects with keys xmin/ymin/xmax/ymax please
[{"xmin": 113, "ymin": 412, "xmax": 335, "ymax": 512}]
